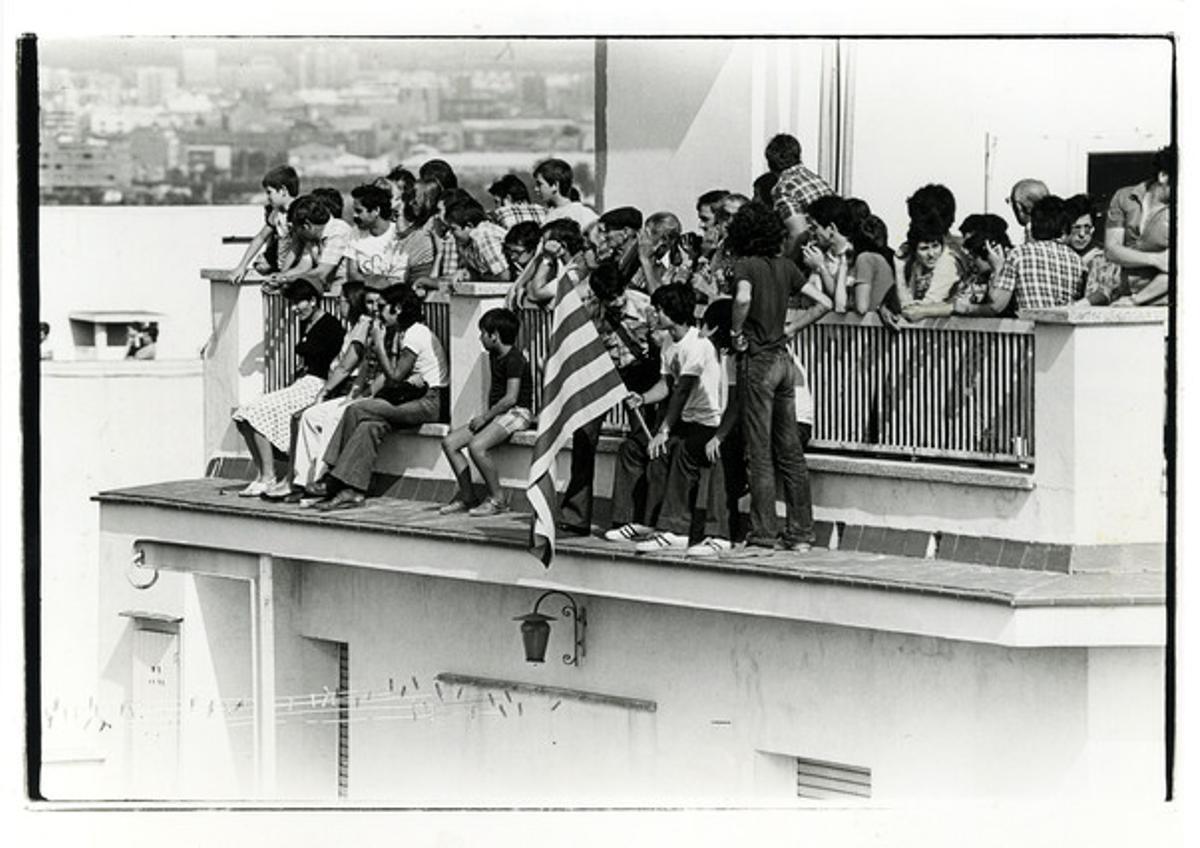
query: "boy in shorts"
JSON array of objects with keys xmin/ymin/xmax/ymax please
[{"xmin": 440, "ymin": 308, "xmax": 534, "ymax": 516}]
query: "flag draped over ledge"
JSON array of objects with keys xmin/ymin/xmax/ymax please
[{"xmin": 527, "ymin": 273, "xmax": 627, "ymax": 567}]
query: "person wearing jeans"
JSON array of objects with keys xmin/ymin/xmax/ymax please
[{"xmin": 726, "ymin": 200, "xmax": 816, "ymax": 552}]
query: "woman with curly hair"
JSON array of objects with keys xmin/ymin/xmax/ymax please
[{"xmin": 725, "ymin": 201, "xmax": 815, "ymax": 553}]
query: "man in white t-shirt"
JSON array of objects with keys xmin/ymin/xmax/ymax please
[
  {"xmin": 602, "ymin": 284, "xmax": 730, "ymax": 556},
  {"xmin": 533, "ymin": 157, "xmax": 598, "ymax": 230},
  {"xmin": 347, "ymin": 183, "xmax": 408, "ymax": 283}
]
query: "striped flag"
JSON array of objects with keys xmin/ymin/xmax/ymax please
[{"xmin": 527, "ymin": 273, "xmax": 628, "ymax": 567}]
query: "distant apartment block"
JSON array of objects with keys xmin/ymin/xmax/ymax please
[
  {"xmin": 135, "ymin": 66, "xmax": 179, "ymax": 108},
  {"xmin": 40, "ymin": 135, "xmax": 133, "ymax": 201}
]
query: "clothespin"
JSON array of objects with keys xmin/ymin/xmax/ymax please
[
  {"xmin": 456, "ymin": 687, "xmax": 463, "ymax": 700},
  {"xmin": 400, "ymin": 684, "xmax": 407, "ymax": 697},
  {"xmin": 487, "ymin": 692, "xmax": 496, "ymax": 707},
  {"xmin": 99, "ymin": 720, "xmax": 110, "ymax": 732},
  {"xmin": 411, "ymin": 675, "xmax": 419, "ymax": 691},
  {"xmin": 498, "ymin": 704, "xmax": 507, "ymax": 718},
  {"xmin": 388, "ymin": 678, "xmax": 394, "ymax": 693},
  {"xmin": 235, "ymin": 699, "xmax": 244, "ymax": 711},
  {"xmin": 434, "ymin": 682, "xmax": 443, "ymax": 701},
  {"xmin": 550, "ymin": 700, "xmax": 561, "ymax": 711},
  {"xmin": 517, "ymin": 703, "xmax": 523, "ymax": 717},
  {"xmin": 503, "ymin": 690, "xmax": 512, "ymax": 704}
]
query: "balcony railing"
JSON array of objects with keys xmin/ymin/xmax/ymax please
[
  {"xmin": 262, "ymin": 290, "xmax": 452, "ymax": 404},
  {"xmin": 261, "ymin": 289, "xmax": 1034, "ymax": 467},
  {"xmin": 794, "ymin": 314, "xmax": 1035, "ymax": 465}
]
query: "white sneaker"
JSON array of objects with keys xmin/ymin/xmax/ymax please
[
  {"xmin": 634, "ymin": 531, "xmax": 689, "ymax": 553},
  {"xmin": 603, "ymin": 523, "xmax": 655, "ymax": 542},
  {"xmin": 687, "ymin": 537, "xmax": 732, "ymax": 558}
]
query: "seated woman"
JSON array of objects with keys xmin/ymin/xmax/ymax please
[
  {"xmin": 509, "ymin": 218, "xmax": 588, "ymax": 308},
  {"xmin": 846, "ymin": 214, "xmax": 896, "ymax": 316},
  {"xmin": 262, "ymin": 280, "xmax": 373, "ymax": 501},
  {"xmin": 1082, "ymin": 146, "xmax": 1173, "ymax": 306},
  {"xmin": 950, "ymin": 219, "xmax": 1015, "ymax": 316},
  {"xmin": 233, "ymin": 278, "xmax": 344, "ymax": 497},
  {"xmin": 315, "ymin": 283, "xmax": 449, "ymax": 510},
  {"xmin": 894, "ymin": 213, "xmax": 963, "ymax": 320}
]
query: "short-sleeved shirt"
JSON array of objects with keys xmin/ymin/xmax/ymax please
[
  {"xmin": 544, "ymin": 201, "xmax": 599, "ymax": 230},
  {"xmin": 849, "ymin": 251, "xmax": 896, "ymax": 310},
  {"xmin": 1107, "ymin": 182, "xmax": 1170, "ymax": 252},
  {"xmin": 393, "ymin": 223, "xmax": 436, "ymax": 282},
  {"xmin": 733, "ymin": 255, "xmax": 808, "ymax": 354},
  {"xmin": 992, "ymin": 240, "xmax": 1085, "ymax": 311},
  {"xmin": 349, "ymin": 223, "xmax": 408, "ymax": 280},
  {"xmin": 398, "ymin": 321, "xmax": 449, "ymax": 389},
  {"xmin": 317, "ymin": 219, "xmax": 354, "ymax": 289},
  {"xmin": 660, "ymin": 326, "xmax": 724, "ymax": 427},
  {"xmin": 584, "ymin": 288, "xmax": 655, "ymax": 370},
  {"xmin": 771, "ymin": 163, "xmax": 834, "ymax": 221},
  {"xmin": 461, "ymin": 221, "xmax": 510, "ymax": 279},
  {"xmin": 295, "ymin": 311, "xmax": 345, "ymax": 380},
  {"xmin": 488, "ymin": 346, "xmax": 534, "ymax": 411},
  {"xmin": 492, "ymin": 202, "xmax": 547, "ymax": 230}
]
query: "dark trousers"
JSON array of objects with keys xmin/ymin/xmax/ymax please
[
  {"xmin": 558, "ymin": 415, "xmax": 605, "ymax": 529},
  {"xmin": 656, "ymin": 422, "xmax": 727, "ymax": 542},
  {"xmin": 323, "ymin": 389, "xmax": 442, "ymax": 493},
  {"xmin": 559, "ymin": 404, "xmax": 657, "ymax": 529},
  {"xmin": 607, "ymin": 423, "xmax": 660, "ymax": 528},
  {"xmin": 742, "ymin": 348, "xmax": 815, "ymax": 545}
]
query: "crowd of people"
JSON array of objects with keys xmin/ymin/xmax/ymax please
[{"xmin": 227, "ymin": 134, "xmax": 1175, "ymax": 558}]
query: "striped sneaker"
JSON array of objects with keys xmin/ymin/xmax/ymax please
[
  {"xmin": 603, "ymin": 523, "xmax": 655, "ymax": 542},
  {"xmin": 634, "ymin": 532, "xmax": 689, "ymax": 553},
  {"xmin": 687, "ymin": 537, "xmax": 732, "ymax": 558}
]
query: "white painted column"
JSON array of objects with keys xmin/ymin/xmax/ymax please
[{"xmin": 254, "ymin": 554, "xmax": 277, "ymax": 797}]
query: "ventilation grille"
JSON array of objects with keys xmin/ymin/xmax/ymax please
[
  {"xmin": 796, "ymin": 755, "xmax": 871, "ymax": 800},
  {"xmin": 337, "ymin": 642, "xmax": 349, "ymax": 799}
]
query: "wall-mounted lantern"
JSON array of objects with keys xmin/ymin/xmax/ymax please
[{"xmin": 514, "ymin": 590, "xmax": 586, "ymax": 666}]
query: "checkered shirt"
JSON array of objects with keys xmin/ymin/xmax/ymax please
[
  {"xmin": 491, "ymin": 202, "xmax": 548, "ymax": 230},
  {"xmin": 433, "ymin": 232, "xmax": 459, "ymax": 277},
  {"xmin": 991, "ymin": 240, "xmax": 1085, "ymax": 310},
  {"xmin": 461, "ymin": 221, "xmax": 510, "ymax": 278},
  {"xmin": 771, "ymin": 163, "xmax": 834, "ymax": 221}
]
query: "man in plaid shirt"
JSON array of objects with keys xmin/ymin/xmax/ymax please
[
  {"xmin": 445, "ymin": 202, "xmax": 511, "ymax": 282},
  {"xmin": 988, "ymin": 195, "xmax": 1084, "ymax": 313},
  {"xmin": 766, "ymin": 133, "xmax": 834, "ymax": 255},
  {"xmin": 488, "ymin": 174, "xmax": 548, "ymax": 230}
]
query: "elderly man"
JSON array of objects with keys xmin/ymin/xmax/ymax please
[{"xmin": 1008, "ymin": 178, "xmax": 1050, "ymax": 241}]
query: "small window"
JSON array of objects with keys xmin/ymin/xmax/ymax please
[{"xmin": 796, "ymin": 755, "xmax": 871, "ymax": 800}]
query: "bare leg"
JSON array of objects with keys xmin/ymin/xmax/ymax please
[
  {"xmin": 236, "ymin": 419, "xmax": 267, "ymax": 481},
  {"xmin": 468, "ymin": 421, "xmax": 514, "ymax": 501},
  {"xmin": 441, "ymin": 426, "xmax": 475, "ymax": 502}
]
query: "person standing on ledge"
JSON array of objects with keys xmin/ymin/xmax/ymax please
[{"xmin": 765, "ymin": 133, "xmax": 834, "ymax": 258}]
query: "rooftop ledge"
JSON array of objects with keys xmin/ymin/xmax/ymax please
[{"xmin": 95, "ymin": 479, "xmax": 1164, "ymax": 649}]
